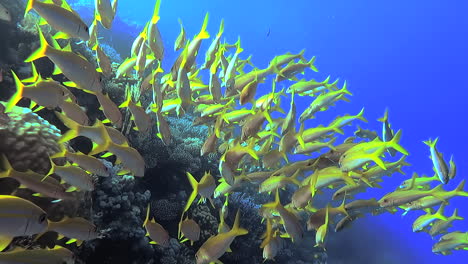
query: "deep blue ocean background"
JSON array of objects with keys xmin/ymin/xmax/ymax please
[{"xmin": 70, "ymin": 0, "xmax": 468, "ymax": 263}]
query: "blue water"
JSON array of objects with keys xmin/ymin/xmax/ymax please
[{"xmin": 73, "ymin": 0, "xmax": 468, "ymax": 263}]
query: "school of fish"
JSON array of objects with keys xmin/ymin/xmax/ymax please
[{"xmin": 0, "ymin": 0, "xmax": 466, "ymax": 262}]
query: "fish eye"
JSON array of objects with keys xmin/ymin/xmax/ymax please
[
  {"xmin": 38, "ymin": 213, "xmax": 47, "ymax": 223},
  {"xmin": 383, "ymin": 199, "xmax": 388, "ymax": 203}
]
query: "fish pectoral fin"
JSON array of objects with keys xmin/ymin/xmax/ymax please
[
  {"xmin": 0, "ymin": 235, "xmax": 14, "ymax": 251},
  {"xmin": 53, "ymin": 31, "xmax": 71, "ymax": 40},
  {"xmin": 65, "ymin": 238, "xmax": 77, "ymax": 244},
  {"xmin": 226, "ymin": 246, "xmax": 232, "ymax": 253},
  {"xmin": 149, "ymin": 241, "xmax": 157, "ymax": 244}
]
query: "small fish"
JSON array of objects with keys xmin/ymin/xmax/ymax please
[
  {"xmin": 334, "ymin": 213, "xmax": 363, "ymax": 232},
  {"xmin": 95, "ymin": 0, "xmax": 115, "ymax": 29},
  {"xmin": 26, "ymin": 0, "xmax": 89, "ymax": 41},
  {"xmin": 155, "ymin": 111, "xmax": 172, "ymax": 145},
  {"xmin": 47, "ymin": 216, "xmax": 98, "ymax": 246},
  {"xmin": 377, "ymin": 108, "xmax": 397, "ymax": 156},
  {"xmin": 0, "ymin": 155, "xmax": 74, "ymax": 201},
  {"xmin": 423, "ymin": 138, "xmax": 449, "ymax": 184},
  {"xmin": 429, "ymin": 209, "xmax": 464, "ymax": 237},
  {"xmin": 202, "ymin": 19, "xmax": 224, "ymax": 69},
  {"xmin": 432, "ymin": 232, "xmax": 468, "ymax": 255},
  {"xmin": 195, "ymin": 210, "xmax": 248, "ymax": 264},
  {"xmin": 0, "ymin": 246, "xmax": 74, "ymax": 264},
  {"xmin": 275, "ymin": 56, "xmax": 318, "ymax": 82},
  {"xmin": 52, "ymin": 149, "xmax": 110, "ymax": 177},
  {"xmin": 94, "ymin": 44, "xmax": 113, "ymax": 77},
  {"xmin": 174, "ymin": 18, "xmax": 187, "ymax": 51},
  {"xmin": 47, "ymin": 161, "xmax": 95, "ymax": 192},
  {"xmin": 378, "ymin": 184, "xmax": 443, "ymax": 208},
  {"xmin": 315, "ymin": 206, "xmax": 329, "ymax": 248},
  {"xmin": 178, "ymin": 216, "xmax": 200, "ymax": 245},
  {"xmin": 259, "ymin": 170, "xmax": 300, "ymax": 194},
  {"xmin": 263, "ymin": 190, "xmax": 303, "ymax": 243},
  {"xmin": 184, "ymin": 172, "xmax": 216, "ymax": 212},
  {"xmin": 95, "ymin": 92, "xmax": 123, "ymax": 129},
  {"xmin": 25, "ymin": 26, "xmax": 103, "ymax": 93},
  {"xmin": 147, "ymin": 0, "xmax": 164, "ymax": 60},
  {"xmin": 0, "ymin": 195, "xmax": 48, "ymax": 251},
  {"xmin": 119, "ymin": 87, "xmax": 152, "ymax": 134},
  {"xmin": 143, "ymin": 205, "xmax": 170, "ymax": 247}
]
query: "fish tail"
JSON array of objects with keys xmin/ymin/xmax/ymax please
[
  {"xmin": 230, "ymin": 209, "xmax": 248, "ymax": 236},
  {"xmin": 5, "ymin": 71, "xmax": 25, "ymax": 113},
  {"xmin": 451, "ymin": 208, "xmax": 464, "ymax": 221},
  {"xmin": 377, "ymin": 108, "xmax": 389, "ymax": 123},
  {"xmin": 263, "ymin": 189, "xmax": 282, "ymax": 209},
  {"xmin": 357, "ymin": 107, "xmax": 367, "ymax": 122},
  {"xmin": 298, "ymin": 49, "xmax": 306, "ymax": 60},
  {"xmin": 118, "ymin": 87, "xmax": 132, "ymax": 108},
  {"xmin": 0, "ymin": 154, "xmax": 12, "ymax": 177},
  {"xmin": 423, "ymin": 137, "xmax": 439, "ymax": 148},
  {"xmin": 454, "ymin": 179, "xmax": 468, "ymax": 197},
  {"xmin": 245, "ymin": 139, "xmax": 259, "ymax": 160},
  {"xmin": 308, "ymin": 56, "xmax": 318, "ymax": 72},
  {"xmin": 197, "ymin": 12, "xmax": 210, "ymax": 39},
  {"xmin": 151, "ymin": 0, "xmax": 162, "ymax": 23},
  {"xmin": 368, "ymin": 150, "xmax": 387, "ymax": 170},
  {"xmin": 217, "ymin": 19, "xmax": 225, "ymax": 37},
  {"xmin": 25, "ymin": 0, "xmax": 35, "ymax": 17},
  {"xmin": 183, "ymin": 172, "xmax": 199, "ymax": 213},
  {"xmin": 55, "ymin": 111, "xmax": 82, "ymax": 143},
  {"xmin": 389, "ymin": 130, "xmax": 409, "ymax": 155},
  {"xmin": 25, "ymin": 25, "xmax": 49, "ymax": 62},
  {"xmin": 143, "ymin": 203, "xmax": 151, "ymax": 227},
  {"xmin": 21, "ymin": 62, "xmax": 39, "ymax": 83},
  {"xmin": 235, "ymin": 36, "xmax": 243, "ymax": 54}
]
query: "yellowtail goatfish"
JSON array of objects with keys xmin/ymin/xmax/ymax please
[
  {"xmin": 423, "ymin": 138, "xmax": 449, "ymax": 184},
  {"xmin": 0, "ymin": 246, "xmax": 74, "ymax": 264},
  {"xmin": 25, "ymin": 0, "xmax": 89, "ymax": 41},
  {"xmin": 25, "ymin": 26, "xmax": 103, "ymax": 93},
  {"xmin": 0, "ymin": 195, "xmax": 48, "ymax": 251},
  {"xmin": 195, "ymin": 210, "xmax": 248, "ymax": 264}
]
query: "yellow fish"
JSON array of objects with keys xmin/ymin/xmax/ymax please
[{"xmin": 195, "ymin": 210, "xmax": 248, "ymax": 264}]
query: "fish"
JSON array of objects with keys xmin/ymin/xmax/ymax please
[
  {"xmin": 155, "ymin": 111, "xmax": 172, "ymax": 145},
  {"xmin": 25, "ymin": 26, "xmax": 103, "ymax": 93},
  {"xmin": 286, "ymin": 76, "xmax": 331, "ymax": 95},
  {"xmin": 195, "ymin": 210, "xmax": 248, "ymax": 264},
  {"xmin": 202, "ymin": 19, "xmax": 224, "ymax": 69},
  {"xmin": 412, "ymin": 204, "xmax": 447, "ymax": 232},
  {"xmin": 147, "ymin": 0, "xmax": 164, "ymax": 60},
  {"xmin": 339, "ymin": 130, "xmax": 408, "ymax": 172},
  {"xmin": 299, "ymin": 83, "xmax": 352, "ymax": 123},
  {"xmin": 263, "ymin": 190, "xmax": 303, "ymax": 243},
  {"xmin": 143, "ymin": 205, "xmax": 170, "ymax": 247},
  {"xmin": 315, "ymin": 206, "xmax": 329, "ymax": 248},
  {"xmin": 94, "ymin": 44, "xmax": 113, "ymax": 77},
  {"xmin": 95, "ymin": 92, "xmax": 123, "ymax": 129},
  {"xmin": 271, "ymin": 50, "xmax": 306, "ymax": 68},
  {"xmin": 47, "ymin": 216, "xmax": 98, "ymax": 245},
  {"xmin": 429, "ymin": 209, "xmax": 464, "ymax": 237},
  {"xmin": 423, "ymin": 138, "xmax": 450, "ymax": 184},
  {"xmin": 59, "ymin": 97, "xmax": 90, "ymax": 125},
  {"xmin": 52, "ymin": 149, "xmax": 110, "ymax": 177},
  {"xmin": 174, "ymin": 18, "xmax": 187, "ymax": 51},
  {"xmin": 354, "ymin": 125, "xmax": 378, "ymax": 140},
  {"xmin": 119, "ymin": 87, "xmax": 152, "ymax": 134},
  {"xmin": 178, "ymin": 216, "xmax": 200, "ymax": 245},
  {"xmin": 261, "ymin": 218, "xmax": 283, "ymax": 261},
  {"xmin": 275, "ymin": 56, "xmax": 318, "ymax": 82},
  {"xmin": 259, "ymin": 170, "xmax": 301, "ymax": 194},
  {"xmin": 0, "ymin": 155, "xmax": 74, "ymax": 201},
  {"xmin": 432, "ymin": 232, "xmax": 468, "ymax": 255},
  {"xmin": 0, "ymin": 246, "xmax": 75, "ymax": 264},
  {"xmin": 377, "ymin": 108, "xmax": 396, "ymax": 156},
  {"xmin": 25, "ymin": 0, "xmax": 89, "ymax": 41},
  {"xmin": 0, "ymin": 3, "xmax": 11, "ymax": 22},
  {"xmin": 0, "ymin": 195, "xmax": 48, "ymax": 251},
  {"xmin": 95, "ymin": 0, "xmax": 115, "ymax": 29},
  {"xmin": 334, "ymin": 213, "xmax": 363, "ymax": 232},
  {"xmin": 401, "ymin": 180, "xmax": 468, "ymax": 214},
  {"xmin": 307, "ymin": 201, "xmax": 348, "ymax": 231},
  {"xmin": 47, "ymin": 160, "xmax": 95, "ymax": 192},
  {"xmin": 223, "ymin": 37, "xmax": 243, "ymax": 93},
  {"xmin": 6, "ymin": 70, "xmax": 66, "ymax": 112},
  {"xmin": 378, "ymin": 183, "xmax": 444, "ymax": 208},
  {"xmin": 184, "ymin": 172, "xmax": 216, "ymax": 212}
]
